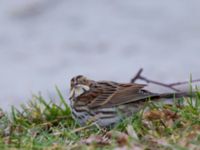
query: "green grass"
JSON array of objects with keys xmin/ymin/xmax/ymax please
[{"xmin": 0, "ymin": 88, "xmax": 200, "ymax": 149}]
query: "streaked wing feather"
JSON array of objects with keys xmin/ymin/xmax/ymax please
[
  {"xmin": 88, "ymin": 82, "xmax": 152, "ymax": 108},
  {"xmin": 88, "ymin": 82, "xmax": 117, "ymax": 108},
  {"xmin": 103, "ymin": 86, "xmax": 156, "ymax": 107}
]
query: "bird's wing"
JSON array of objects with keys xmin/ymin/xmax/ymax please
[{"xmin": 88, "ymin": 82, "xmax": 156, "ymax": 108}]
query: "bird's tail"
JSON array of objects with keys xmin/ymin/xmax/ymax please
[
  {"xmin": 149, "ymin": 91, "xmax": 195, "ymax": 102},
  {"xmin": 158, "ymin": 91, "xmax": 194, "ymax": 99}
]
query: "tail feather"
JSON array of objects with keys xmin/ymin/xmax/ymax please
[
  {"xmin": 158, "ymin": 92, "xmax": 194, "ymax": 99},
  {"xmin": 148, "ymin": 92, "xmax": 195, "ymax": 102}
]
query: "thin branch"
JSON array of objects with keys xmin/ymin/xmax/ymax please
[
  {"xmin": 138, "ymin": 75, "xmax": 180, "ymax": 92},
  {"xmin": 131, "ymin": 68, "xmax": 143, "ymax": 83},
  {"xmin": 169, "ymin": 79, "xmax": 200, "ymax": 86},
  {"xmin": 131, "ymin": 68, "xmax": 200, "ymax": 92}
]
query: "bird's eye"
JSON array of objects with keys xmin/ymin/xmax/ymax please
[{"xmin": 78, "ymin": 78, "xmax": 83, "ymax": 84}]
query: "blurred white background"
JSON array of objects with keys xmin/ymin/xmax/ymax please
[{"xmin": 1, "ymin": 0, "xmax": 200, "ymax": 110}]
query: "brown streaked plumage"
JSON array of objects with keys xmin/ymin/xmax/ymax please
[{"xmin": 69, "ymin": 75, "xmax": 190, "ymax": 127}]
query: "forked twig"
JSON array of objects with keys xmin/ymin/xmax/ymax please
[{"xmin": 131, "ymin": 68, "xmax": 200, "ymax": 92}]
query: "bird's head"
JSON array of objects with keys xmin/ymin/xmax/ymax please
[{"xmin": 69, "ymin": 75, "xmax": 92, "ymax": 100}]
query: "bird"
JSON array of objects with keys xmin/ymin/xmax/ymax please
[{"xmin": 69, "ymin": 75, "xmax": 191, "ymax": 127}]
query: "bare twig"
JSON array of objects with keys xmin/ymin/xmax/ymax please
[
  {"xmin": 169, "ymin": 79, "xmax": 200, "ymax": 86},
  {"xmin": 131, "ymin": 68, "xmax": 143, "ymax": 83},
  {"xmin": 131, "ymin": 68, "xmax": 200, "ymax": 92}
]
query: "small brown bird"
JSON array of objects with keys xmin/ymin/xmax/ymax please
[{"xmin": 69, "ymin": 75, "xmax": 190, "ymax": 127}]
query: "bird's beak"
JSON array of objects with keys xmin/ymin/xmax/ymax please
[
  {"xmin": 69, "ymin": 88, "xmax": 74, "ymax": 99},
  {"xmin": 69, "ymin": 84, "xmax": 90, "ymax": 99},
  {"xmin": 77, "ymin": 84, "xmax": 90, "ymax": 91}
]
